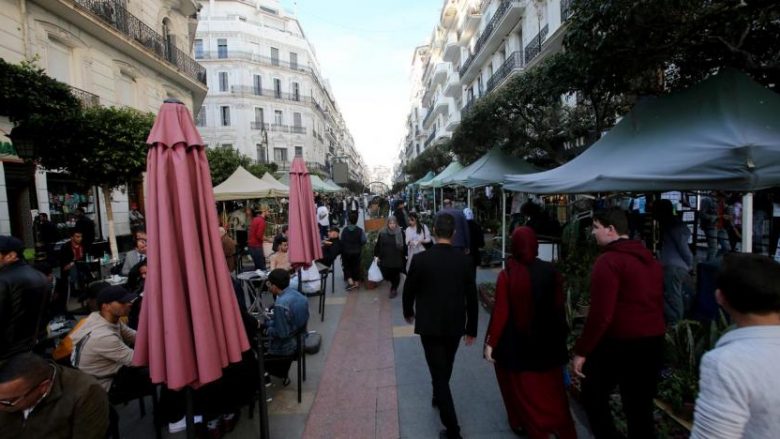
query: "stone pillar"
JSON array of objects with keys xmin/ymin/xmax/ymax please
[{"xmin": 0, "ymin": 163, "xmax": 11, "ymax": 235}]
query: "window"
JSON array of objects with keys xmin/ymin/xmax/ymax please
[
  {"xmin": 47, "ymin": 37, "xmax": 71, "ymax": 83},
  {"xmin": 273, "ymin": 78, "xmax": 281, "ymax": 98},
  {"xmin": 194, "ymin": 39, "xmax": 203, "ymax": 59},
  {"xmin": 293, "ymin": 112, "xmax": 302, "ymax": 127},
  {"xmin": 270, "ymin": 47, "xmax": 279, "ymax": 66},
  {"xmin": 196, "ymin": 106, "xmax": 207, "ymax": 126},
  {"xmin": 253, "ymin": 74, "xmax": 262, "ymax": 95},
  {"xmin": 273, "ymin": 147, "xmax": 288, "ymax": 163},
  {"xmin": 218, "ymin": 72, "xmax": 228, "ymax": 92},
  {"xmin": 117, "ymin": 72, "xmax": 136, "ymax": 107},
  {"xmin": 294, "ymin": 146, "xmax": 303, "ymax": 157},
  {"xmin": 217, "ymin": 39, "xmax": 228, "ymax": 58},
  {"xmin": 254, "ymin": 107, "xmax": 264, "ymax": 124},
  {"xmin": 257, "ymin": 144, "xmax": 267, "ymax": 163},
  {"xmin": 289, "ymin": 52, "xmax": 298, "ymax": 70},
  {"xmin": 292, "ymin": 82, "xmax": 300, "ymax": 101},
  {"xmin": 274, "ymin": 110, "xmax": 283, "ymax": 125},
  {"xmin": 222, "ymin": 143, "xmax": 233, "ymax": 149},
  {"xmin": 220, "ymin": 106, "xmax": 230, "ymax": 126}
]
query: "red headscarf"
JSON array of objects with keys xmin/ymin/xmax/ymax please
[{"xmin": 503, "ymin": 226, "xmax": 539, "ymax": 333}]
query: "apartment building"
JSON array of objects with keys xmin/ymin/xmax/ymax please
[
  {"xmin": 195, "ymin": 0, "xmax": 365, "ymax": 184},
  {"xmin": 396, "ymin": 0, "xmax": 572, "ymax": 179},
  {"xmin": 0, "ymin": 0, "xmax": 207, "ymax": 244}
]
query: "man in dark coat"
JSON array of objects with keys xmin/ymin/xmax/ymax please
[
  {"xmin": 436, "ymin": 199, "xmax": 470, "ymax": 252},
  {"xmin": 402, "ymin": 213, "xmax": 478, "ymax": 439},
  {"xmin": 74, "ymin": 208, "xmax": 95, "ymax": 252},
  {"xmin": 0, "ymin": 236, "xmax": 48, "ymax": 360}
]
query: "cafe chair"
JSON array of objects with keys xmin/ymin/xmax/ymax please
[{"xmin": 262, "ymin": 326, "xmax": 307, "ymax": 403}]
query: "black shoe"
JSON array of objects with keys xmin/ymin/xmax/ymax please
[{"xmin": 282, "ymin": 376, "xmax": 291, "ymax": 387}]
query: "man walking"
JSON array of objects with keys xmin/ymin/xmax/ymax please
[
  {"xmin": 248, "ymin": 207, "xmax": 268, "ymax": 270},
  {"xmin": 572, "ymin": 208, "xmax": 665, "ymax": 439},
  {"xmin": 402, "ymin": 213, "xmax": 478, "ymax": 439},
  {"xmin": 436, "ymin": 199, "xmax": 470, "ymax": 253},
  {"xmin": 691, "ymin": 254, "xmax": 780, "ymax": 438}
]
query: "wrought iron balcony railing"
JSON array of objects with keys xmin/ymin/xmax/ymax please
[
  {"xmin": 424, "ymin": 128, "xmax": 437, "ymax": 148},
  {"xmin": 485, "ymin": 51, "xmax": 523, "ymax": 93},
  {"xmin": 561, "ymin": 0, "xmax": 574, "ymax": 21},
  {"xmin": 73, "ymin": 0, "xmax": 205, "ymax": 85},
  {"xmin": 459, "ymin": 0, "xmax": 515, "ymax": 78},
  {"xmin": 250, "ymin": 121, "xmax": 269, "ymax": 130},
  {"xmin": 69, "ymin": 85, "xmax": 100, "ymax": 108},
  {"xmin": 524, "ymin": 24, "xmax": 549, "ymax": 65},
  {"xmin": 230, "ymin": 86, "xmax": 305, "ymax": 103},
  {"xmin": 291, "ymin": 126, "xmax": 306, "ymax": 134}
]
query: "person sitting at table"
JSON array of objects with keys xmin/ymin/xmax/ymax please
[
  {"xmin": 121, "ymin": 230, "xmax": 146, "ymax": 275},
  {"xmin": 69, "ymin": 285, "xmax": 150, "ymax": 401},
  {"xmin": 317, "ymin": 226, "xmax": 341, "ymax": 269},
  {"xmin": 272, "ymin": 225, "xmax": 289, "ymax": 253},
  {"xmin": 269, "ymin": 238, "xmax": 292, "ymax": 272},
  {"xmin": 262, "ymin": 269, "xmax": 309, "ymax": 384},
  {"xmin": 58, "ymin": 230, "xmax": 89, "ymax": 298}
]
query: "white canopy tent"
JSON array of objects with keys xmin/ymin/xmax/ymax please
[{"xmin": 213, "ymin": 166, "xmax": 288, "ymax": 200}]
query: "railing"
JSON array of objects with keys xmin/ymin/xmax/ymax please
[
  {"xmin": 425, "ymin": 128, "xmax": 437, "ymax": 148},
  {"xmin": 462, "ymin": 97, "xmax": 476, "ymax": 114},
  {"xmin": 270, "ymin": 124, "xmax": 290, "ymax": 132},
  {"xmin": 459, "ymin": 0, "xmax": 515, "ymax": 77},
  {"xmin": 230, "ymin": 86, "xmax": 305, "ymax": 102},
  {"xmin": 73, "ymin": 0, "xmax": 206, "ymax": 85},
  {"xmin": 485, "ymin": 51, "xmax": 523, "ymax": 93},
  {"xmin": 291, "ymin": 126, "xmax": 306, "ymax": 134},
  {"xmin": 422, "ymin": 108, "xmax": 435, "ymax": 128},
  {"xmin": 69, "ymin": 85, "xmax": 100, "ymax": 108},
  {"xmin": 561, "ymin": 0, "xmax": 574, "ymax": 21},
  {"xmin": 250, "ymin": 121, "xmax": 269, "ymax": 130},
  {"xmin": 524, "ymin": 24, "xmax": 549, "ymax": 65},
  {"xmin": 198, "ymin": 50, "xmax": 311, "ymax": 74}
]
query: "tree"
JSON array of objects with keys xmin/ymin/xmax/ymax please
[
  {"xmin": 205, "ymin": 145, "xmax": 277, "ymax": 186},
  {"xmin": 403, "ymin": 141, "xmax": 453, "ymax": 181},
  {"xmin": 0, "ymin": 58, "xmax": 80, "ymax": 126}
]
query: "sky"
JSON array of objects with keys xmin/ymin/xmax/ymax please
[{"xmin": 280, "ymin": 0, "xmax": 443, "ymax": 171}]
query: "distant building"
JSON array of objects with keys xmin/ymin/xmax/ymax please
[
  {"xmin": 396, "ymin": 0, "xmax": 572, "ymax": 177},
  {"xmin": 0, "ymin": 0, "xmax": 207, "ymax": 245},
  {"xmin": 195, "ymin": 0, "xmax": 365, "ymax": 184}
]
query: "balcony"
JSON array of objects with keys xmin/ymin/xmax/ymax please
[
  {"xmin": 457, "ymin": 5, "xmax": 482, "ymax": 43},
  {"xmin": 444, "ymin": 71, "xmax": 462, "ymax": 98},
  {"xmin": 459, "ymin": 1, "xmax": 527, "ymax": 84},
  {"xmin": 198, "ymin": 50, "xmax": 310, "ymax": 75},
  {"xmin": 69, "ymin": 85, "xmax": 100, "ymax": 108},
  {"xmin": 485, "ymin": 51, "xmax": 523, "ymax": 94},
  {"xmin": 230, "ymin": 86, "xmax": 306, "ymax": 103},
  {"xmin": 250, "ymin": 121, "xmax": 269, "ymax": 130},
  {"xmin": 424, "ymin": 128, "xmax": 437, "ymax": 148},
  {"xmin": 524, "ymin": 24, "xmax": 549, "ymax": 65},
  {"xmin": 443, "ymin": 32, "xmax": 461, "ymax": 63},
  {"xmin": 270, "ymin": 124, "xmax": 290, "ymax": 133},
  {"xmin": 432, "ymin": 95, "xmax": 453, "ymax": 121},
  {"xmin": 445, "ymin": 111, "xmax": 461, "ymax": 131},
  {"xmin": 441, "ymin": 1, "xmax": 459, "ymax": 28},
  {"xmin": 422, "ymin": 107, "xmax": 436, "ymax": 129},
  {"xmin": 462, "ymin": 97, "xmax": 476, "ymax": 114},
  {"xmin": 45, "ymin": 0, "xmax": 206, "ymax": 86},
  {"xmin": 431, "ymin": 62, "xmax": 450, "ymax": 88},
  {"xmin": 291, "ymin": 126, "xmax": 306, "ymax": 134}
]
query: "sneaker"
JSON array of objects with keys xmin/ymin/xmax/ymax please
[
  {"xmin": 264, "ymin": 373, "xmax": 272, "ymax": 387},
  {"xmin": 168, "ymin": 415, "xmax": 203, "ymax": 433},
  {"xmin": 282, "ymin": 376, "xmax": 291, "ymax": 387}
]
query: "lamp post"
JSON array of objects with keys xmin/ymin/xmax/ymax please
[{"xmin": 260, "ymin": 128, "xmax": 269, "ymax": 164}]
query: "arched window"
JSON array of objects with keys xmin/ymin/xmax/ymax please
[{"xmin": 162, "ymin": 17, "xmax": 174, "ymax": 61}]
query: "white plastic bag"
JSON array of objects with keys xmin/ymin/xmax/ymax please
[
  {"xmin": 296, "ymin": 263, "xmax": 321, "ymax": 293},
  {"xmin": 368, "ymin": 259, "xmax": 383, "ymax": 283}
]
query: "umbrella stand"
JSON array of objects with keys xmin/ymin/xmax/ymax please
[
  {"xmin": 185, "ymin": 388, "xmax": 195, "ymax": 439},
  {"xmin": 256, "ymin": 329, "xmax": 270, "ymax": 439}
]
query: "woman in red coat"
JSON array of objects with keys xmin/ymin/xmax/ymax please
[{"xmin": 484, "ymin": 227, "xmax": 576, "ymax": 438}]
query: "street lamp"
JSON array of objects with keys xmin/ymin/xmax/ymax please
[{"xmin": 260, "ymin": 128, "xmax": 269, "ymax": 164}]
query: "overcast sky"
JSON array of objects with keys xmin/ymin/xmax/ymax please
[{"xmin": 282, "ymin": 0, "xmax": 442, "ymax": 170}]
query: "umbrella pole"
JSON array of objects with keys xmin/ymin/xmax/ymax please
[
  {"xmin": 185, "ymin": 387, "xmax": 195, "ymax": 439},
  {"xmin": 501, "ymin": 188, "xmax": 506, "ymax": 269},
  {"xmin": 257, "ymin": 330, "xmax": 271, "ymax": 439},
  {"xmin": 742, "ymin": 192, "xmax": 753, "ymax": 253},
  {"xmin": 467, "ymin": 189, "xmax": 472, "ymax": 209}
]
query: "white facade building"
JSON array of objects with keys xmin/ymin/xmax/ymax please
[
  {"xmin": 195, "ymin": 0, "xmax": 365, "ymax": 184},
  {"xmin": 396, "ymin": 0, "xmax": 572, "ymax": 179},
  {"xmin": 0, "ymin": 0, "xmax": 207, "ymax": 246}
]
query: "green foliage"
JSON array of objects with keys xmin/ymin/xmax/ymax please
[
  {"xmin": 205, "ymin": 145, "xmax": 278, "ymax": 186},
  {"xmin": 360, "ymin": 230, "xmax": 379, "ymax": 279},
  {"xmin": 391, "ymin": 181, "xmax": 407, "ymax": 194},
  {"xmin": 403, "ymin": 141, "xmax": 452, "ymax": 181},
  {"xmin": 0, "ymin": 58, "xmax": 80, "ymax": 124}
]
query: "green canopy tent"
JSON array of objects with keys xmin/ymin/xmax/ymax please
[
  {"xmin": 410, "ymin": 171, "xmax": 435, "ymax": 187},
  {"xmin": 323, "ymin": 178, "xmax": 347, "ymax": 192},
  {"xmin": 419, "ymin": 161, "xmax": 463, "ymax": 213}
]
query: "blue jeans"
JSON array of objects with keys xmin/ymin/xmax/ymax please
[
  {"xmin": 704, "ymin": 228, "xmax": 730, "ymax": 261},
  {"xmin": 663, "ymin": 265, "xmax": 693, "ymax": 325},
  {"xmin": 249, "ymin": 246, "xmax": 265, "ymax": 270}
]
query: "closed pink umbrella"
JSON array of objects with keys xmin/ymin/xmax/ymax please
[
  {"xmin": 287, "ymin": 157, "xmax": 323, "ymax": 266},
  {"xmin": 133, "ymin": 100, "xmax": 249, "ymax": 389}
]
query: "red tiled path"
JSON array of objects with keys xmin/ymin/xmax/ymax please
[{"xmin": 302, "ymin": 287, "xmax": 399, "ymax": 439}]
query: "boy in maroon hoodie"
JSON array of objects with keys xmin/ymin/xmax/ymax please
[{"xmin": 572, "ymin": 207, "xmax": 665, "ymax": 439}]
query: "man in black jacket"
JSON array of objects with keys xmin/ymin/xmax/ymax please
[
  {"xmin": 402, "ymin": 213, "xmax": 478, "ymax": 439},
  {"xmin": 0, "ymin": 236, "xmax": 48, "ymax": 361}
]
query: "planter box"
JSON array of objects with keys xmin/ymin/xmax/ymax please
[{"xmin": 364, "ymin": 218, "xmax": 386, "ymax": 232}]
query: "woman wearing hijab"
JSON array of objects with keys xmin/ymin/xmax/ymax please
[
  {"xmin": 404, "ymin": 212, "xmax": 431, "ymax": 272},
  {"xmin": 374, "ymin": 216, "xmax": 406, "ymax": 298},
  {"xmin": 484, "ymin": 227, "xmax": 576, "ymax": 438}
]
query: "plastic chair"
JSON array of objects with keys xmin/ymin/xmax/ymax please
[{"xmin": 262, "ymin": 327, "xmax": 307, "ymax": 403}]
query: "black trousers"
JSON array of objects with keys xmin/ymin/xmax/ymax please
[
  {"xmin": 380, "ymin": 266, "xmax": 402, "ymax": 290},
  {"xmin": 341, "ymin": 252, "xmax": 362, "ymax": 281},
  {"xmin": 581, "ymin": 336, "xmax": 664, "ymax": 439},
  {"xmin": 420, "ymin": 335, "xmax": 462, "ymax": 437}
]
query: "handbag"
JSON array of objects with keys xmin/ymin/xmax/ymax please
[{"xmin": 368, "ymin": 259, "xmax": 383, "ymax": 282}]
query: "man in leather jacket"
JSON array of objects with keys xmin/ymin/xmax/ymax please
[{"xmin": 0, "ymin": 236, "xmax": 48, "ymax": 361}]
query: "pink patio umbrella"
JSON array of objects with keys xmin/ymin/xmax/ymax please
[
  {"xmin": 287, "ymin": 157, "xmax": 323, "ymax": 267},
  {"xmin": 133, "ymin": 100, "xmax": 249, "ymax": 390}
]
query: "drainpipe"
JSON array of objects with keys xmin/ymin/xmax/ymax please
[{"xmin": 19, "ymin": 0, "xmax": 31, "ymax": 58}]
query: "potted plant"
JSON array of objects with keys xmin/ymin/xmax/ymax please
[{"xmin": 360, "ymin": 231, "xmax": 379, "ymax": 289}]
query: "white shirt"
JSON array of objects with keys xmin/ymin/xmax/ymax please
[
  {"xmin": 317, "ymin": 205, "xmax": 329, "ymax": 226},
  {"xmin": 691, "ymin": 325, "xmax": 780, "ymax": 439}
]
